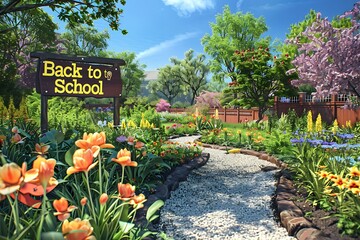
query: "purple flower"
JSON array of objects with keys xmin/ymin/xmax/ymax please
[
  {"xmin": 337, "ymin": 133, "xmax": 355, "ymax": 139},
  {"xmin": 116, "ymin": 135, "xmax": 127, "ymax": 143}
]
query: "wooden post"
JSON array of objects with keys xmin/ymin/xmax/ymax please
[
  {"xmin": 113, "ymin": 97, "xmax": 120, "ymax": 126},
  {"xmin": 237, "ymin": 108, "xmax": 240, "ymax": 123},
  {"xmin": 41, "ymin": 95, "xmax": 48, "ymax": 133},
  {"xmin": 224, "ymin": 107, "xmax": 227, "ymax": 123}
]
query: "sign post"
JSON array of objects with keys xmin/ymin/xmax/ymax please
[{"xmin": 31, "ymin": 52, "xmax": 125, "ymax": 132}]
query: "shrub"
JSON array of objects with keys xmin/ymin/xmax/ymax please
[
  {"xmin": 155, "ymin": 99, "xmax": 171, "ymax": 112},
  {"xmin": 195, "ymin": 91, "xmax": 221, "ymax": 108}
]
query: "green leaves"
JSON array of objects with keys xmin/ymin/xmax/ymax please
[{"xmin": 146, "ymin": 200, "xmax": 164, "ymax": 223}]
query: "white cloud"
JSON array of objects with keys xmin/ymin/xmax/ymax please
[
  {"xmin": 236, "ymin": 0, "xmax": 245, "ymax": 11},
  {"xmin": 162, "ymin": 0, "xmax": 215, "ymax": 16},
  {"xmin": 137, "ymin": 32, "xmax": 198, "ymax": 59}
]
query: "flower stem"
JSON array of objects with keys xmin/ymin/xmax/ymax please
[
  {"xmin": 36, "ymin": 186, "xmax": 47, "ymax": 240},
  {"xmin": 98, "ymin": 151, "xmax": 103, "ymax": 194},
  {"xmin": 121, "ymin": 166, "xmax": 125, "ymax": 184},
  {"xmin": 85, "ymin": 171, "xmax": 97, "ymax": 223},
  {"xmin": 7, "ymin": 194, "xmax": 20, "ymax": 235}
]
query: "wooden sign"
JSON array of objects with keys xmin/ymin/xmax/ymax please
[{"xmin": 30, "ymin": 52, "xmax": 125, "ymax": 132}]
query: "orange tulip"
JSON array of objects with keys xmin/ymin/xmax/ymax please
[
  {"xmin": 62, "ymin": 218, "xmax": 95, "ymax": 240},
  {"xmin": 67, "ymin": 149, "xmax": 98, "ymax": 175},
  {"xmin": 135, "ymin": 141, "xmax": 145, "ymax": 149},
  {"xmin": 112, "ymin": 148, "xmax": 137, "ymax": 167},
  {"xmin": 0, "ymin": 162, "xmax": 38, "ymax": 195},
  {"xmin": 35, "ymin": 143, "xmax": 50, "ymax": 155},
  {"xmin": 129, "ymin": 193, "xmax": 146, "ymax": 209},
  {"xmin": 99, "ymin": 193, "xmax": 108, "ymax": 205},
  {"xmin": 75, "ymin": 132, "xmax": 114, "ymax": 153},
  {"xmin": 32, "ymin": 156, "xmax": 56, "ymax": 187},
  {"xmin": 80, "ymin": 197, "xmax": 87, "ymax": 206},
  {"xmin": 118, "ymin": 183, "xmax": 135, "ymax": 200},
  {"xmin": 53, "ymin": 197, "xmax": 77, "ymax": 221},
  {"xmin": 11, "ymin": 133, "xmax": 22, "ymax": 143}
]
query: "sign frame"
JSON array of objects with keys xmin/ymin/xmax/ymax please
[{"xmin": 31, "ymin": 52, "xmax": 126, "ymax": 132}]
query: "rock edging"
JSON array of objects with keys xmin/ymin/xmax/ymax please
[
  {"xmin": 200, "ymin": 143, "xmax": 326, "ymax": 240},
  {"xmin": 135, "ymin": 152, "xmax": 210, "ymax": 230}
]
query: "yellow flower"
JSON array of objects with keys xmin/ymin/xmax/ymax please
[
  {"xmin": 315, "ymin": 113, "xmax": 322, "ymax": 132},
  {"xmin": 307, "ymin": 110, "xmax": 313, "ymax": 133},
  {"xmin": 228, "ymin": 148, "xmax": 241, "ymax": 154},
  {"xmin": 331, "ymin": 119, "xmax": 338, "ymax": 135},
  {"xmin": 346, "ymin": 120, "xmax": 352, "ymax": 128},
  {"xmin": 348, "ymin": 166, "xmax": 360, "ymax": 178},
  {"xmin": 214, "ymin": 109, "xmax": 219, "ymax": 120},
  {"xmin": 121, "ymin": 119, "xmax": 126, "ymax": 129}
]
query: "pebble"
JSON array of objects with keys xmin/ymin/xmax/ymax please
[{"xmin": 157, "ymin": 136, "xmax": 295, "ymax": 240}]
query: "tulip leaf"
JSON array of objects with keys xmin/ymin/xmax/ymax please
[
  {"xmin": 65, "ymin": 144, "xmax": 76, "ymax": 166},
  {"xmin": 40, "ymin": 232, "xmax": 64, "ymax": 240},
  {"xmin": 146, "ymin": 200, "xmax": 164, "ymax": 222},
  {"xmin": 41, "ymin": 130, "xmax": 64, "ymax": 145}
]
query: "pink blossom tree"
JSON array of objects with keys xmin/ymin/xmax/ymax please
[{"xmin": 288, "ymin": 2, "xmax": 360, "ymax": 98}]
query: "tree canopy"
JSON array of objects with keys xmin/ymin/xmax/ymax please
[
  {"xmin": 0, "ymin": 0, "xmax": 127, "ymax": 33},
  {"xmin": 228, "ymin": 47, "xmax": 296, "ymax": 120},
  {"xmin": 61, "ymin": 24, "xmax": 109, "ymax": 56},
  {"xmin": 201, "ymin": 5, "xmax": 268, "ymax": 83},
  {"xmin": 171, "ymin": 49, "xmax": 209, "ymax": 105},
  {"xmin": 147, "ymin": 66, "xmax": 184, "ymax": 105}
]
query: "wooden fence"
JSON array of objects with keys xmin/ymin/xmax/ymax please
[{"xmin": 169, "ymin": 92, "xmax": 360, "ymax": 126}]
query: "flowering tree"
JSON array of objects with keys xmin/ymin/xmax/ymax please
[
  {"xmin": 287, "ymin": 3, "xmax": 360, "ymax": 98},
  {"xmin": 195, "ymin": 91, "xmax": 221, "ymax": 108}
]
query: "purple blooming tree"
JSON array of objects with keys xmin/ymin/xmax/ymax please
[{"xmin": 288, "ymin": 2, "xmax": 360, "ymax": 98}]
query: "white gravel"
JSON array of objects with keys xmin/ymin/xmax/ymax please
[{"xmin": 158, "ymin": 136, "xmax": 295, "ymax": 240}]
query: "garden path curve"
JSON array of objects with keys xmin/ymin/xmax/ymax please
[{"xmin": 158, "ymin": 136, "xmax": 295, "ymax": 240}]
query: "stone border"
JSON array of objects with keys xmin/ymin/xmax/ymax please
[
  {"xmin": 135, "ymin": 152, "xmax": 210, "ymax": 230},
  {"xmin": 200, "ymin": 144, "xmax": 326, "ymax": 240}
]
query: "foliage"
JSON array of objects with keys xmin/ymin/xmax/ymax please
[
  {"xmin": 287, "ymin": 3, "xmax": 360, "ymax": 98},
  {"xmin": 229, "ymin": 46, "xmax": 297, "ymax": 120},
  {"xmin": 155, "ymin": 99, "xmax": 171, "ymax": 112},
  {"xmin": 26, "ymin": 91, "xmax": 97, "ymax": 133},
  {"xmin": 148, "ymin": 65, "xmax": 184, "ymax": 104},
  {"xmin": 201, "ymin": 5, "xmax": 268, "ymax": 83},
  {"xmin": 170, "ymin": 49, "xmax": 209, "ymax": 105},
  {"xmin": 0, "ymin": 8, "xmax": 57, "ymax": 102},
  {"xmin": 0, "ymin": 0, "xmax": 127, "ymax": 33},
  {"xmin": 60, "ymin": 24, "xmax": 109, "ymax": 56}
]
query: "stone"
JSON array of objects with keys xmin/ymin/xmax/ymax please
[
  {"xmin": 286, "ymin": 217, "xmax": 313, "ymax": 236},
  {"xmin": 155, "ymin": 184, "xmax": 170, "ymax": 200},
  {"xmin": 277, "ymin": 200, "xmax": 303, "ymax": 215},
  {"xmin": 296, "ymin": 228, "xmax": 324, "ymax": 240}
]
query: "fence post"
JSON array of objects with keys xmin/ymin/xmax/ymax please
[
  {"xmin": 237, "ymin": 108, "xmax": 240, "ymax": 123},
  {"xmin": 224, "ymin": 107, "xmax": 227, "ymax": 122},
  {"xmin": 332, "ymin": 94, "xmax": 337, "ymax": 122}
]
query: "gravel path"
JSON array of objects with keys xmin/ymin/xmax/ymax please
[{"xmin": 157, "ymin": 136, "xmax": 295, "ymax": 240}]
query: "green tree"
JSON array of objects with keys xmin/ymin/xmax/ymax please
[
  {"xmin": 171, "ymin": 49, "xmax": 209, "ymax": 105},
  {"xmin": 147, "ymin": 65, "xmax": 184, "ymax": 105},
  {"xmin": 0, "ymin": 8, "xmax": 57, "ymax": 103},
  {"xmin": 201, "ymin": 5, "xmax": 268, "ymax": 83},
  {"xmin": 229, "ymin": 47, "xmax": 296, "ymax": 121},
  {"xmin": 105, "ymin": 51, "xmax": 146, "ymax": 102},
  {"xmin": 61, "ymin": 24, "xmax": 109, "ymax": 56},
  {"xmin": 0, "ymin": 0, "xmax": 127, "ymax": 33}
]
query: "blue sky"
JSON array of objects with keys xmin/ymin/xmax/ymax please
[{"xmin": 51, "ymin": 0, "xmax": 357, "ymax": 71}]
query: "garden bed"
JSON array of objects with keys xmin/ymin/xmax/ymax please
[{"xmin": 276, "ymin": 171, "xmax": 359, "ymax": 240}]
